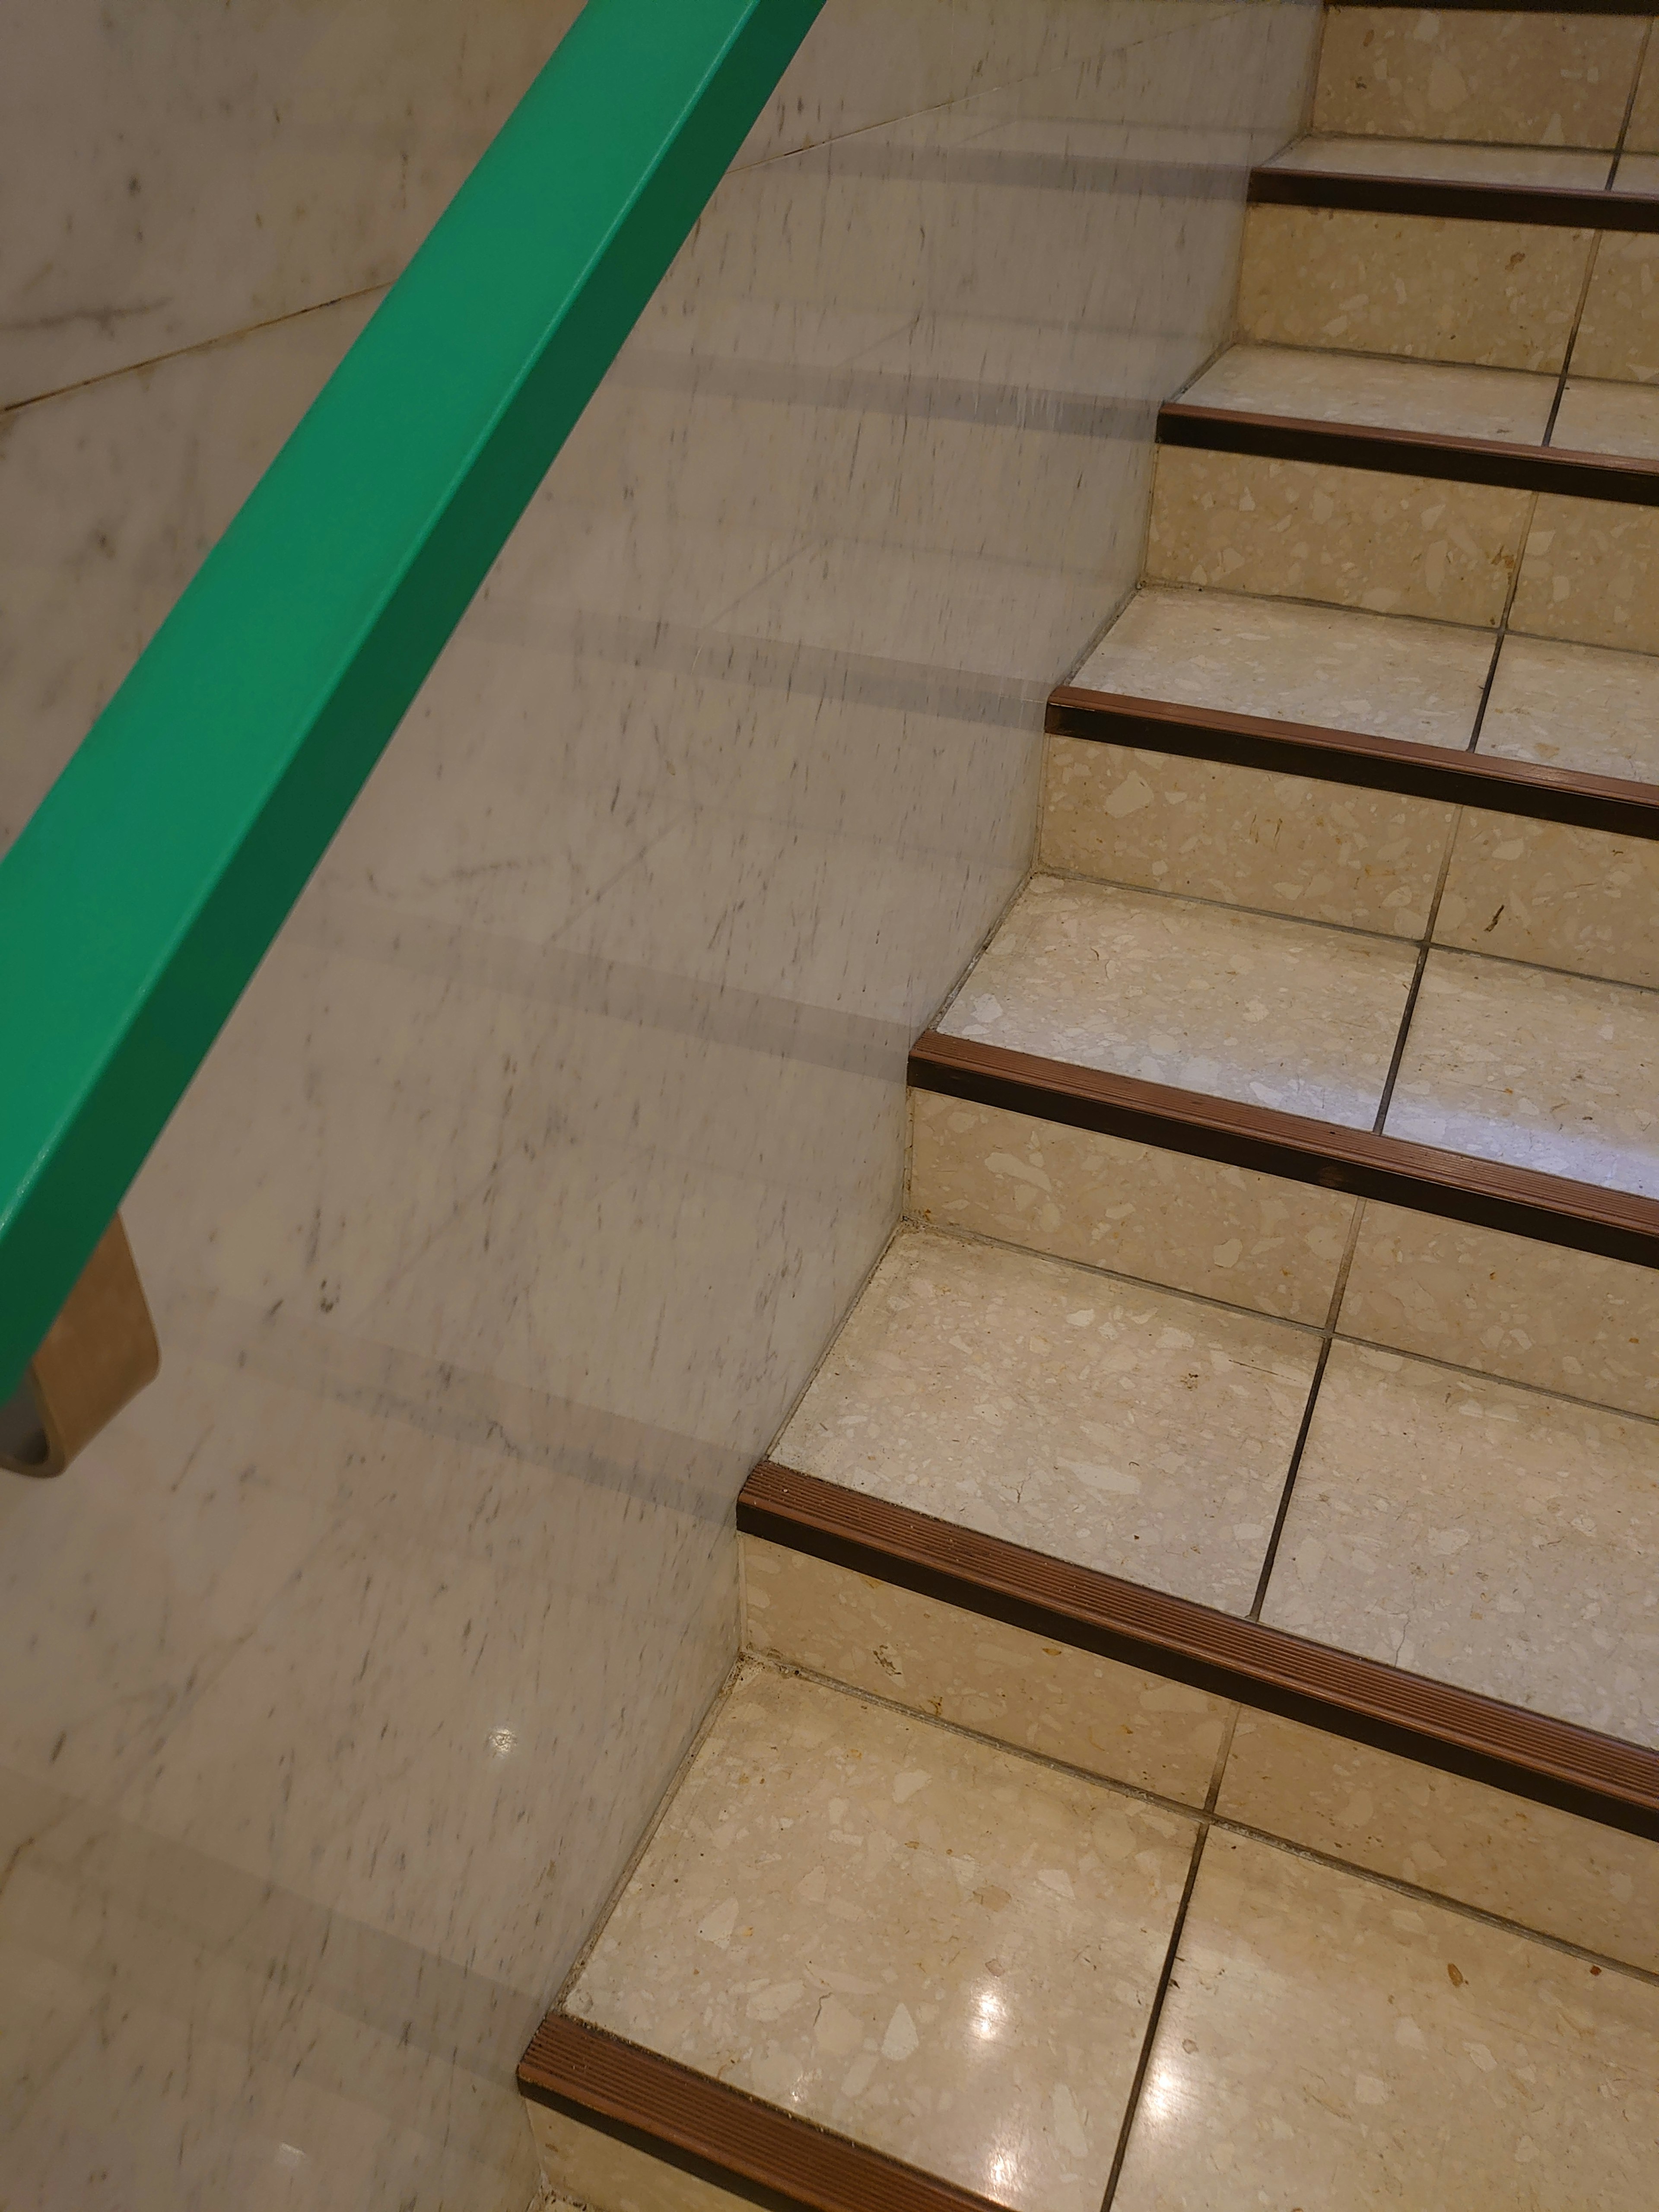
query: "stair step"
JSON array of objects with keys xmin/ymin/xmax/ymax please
[
  {"xmin": 1259, "ymin": 133, "xmax": 1649, "ymax": 210},
  {"xmin": 1183, "ymin": 343, "xmax": 1558, "ymax": 446}
]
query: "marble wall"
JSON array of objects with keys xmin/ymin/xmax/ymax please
[{"xmin": 0, "ymin": 3, "xmax": 1318, "ymax": 2207}]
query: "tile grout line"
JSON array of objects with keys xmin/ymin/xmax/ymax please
[{"xmin": 1605, "ymin": 20, "xmax": 1656, "ymax": 193}]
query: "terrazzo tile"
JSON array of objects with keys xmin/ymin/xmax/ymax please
[
  {"xmin": 527, "ymin": 2104, "xmax": 755, "ymax": 2212},
  {"xmin": 1477, "ymin": 631, "xmax": 1659, "ymax": 784},
  {"xmin": 1218, "ymin": 1707, "xmax": 1659, "ymax": 1975},
  {"xmin": 1313, "ymin": 8, "xmax": 1646, "ymax": 149},
  {"xmin": 1437, "ymin": 808, "xmax": 1659, "ymax": 989},
  {"xmin": 1261, "ymin": 1341, "xmax": 1659, "ymax": 1745},
  {"xmin": 1509, "ymin": 493, "xmax": 1659, "ymax": 653},
  {"xmin": 1237, "ymin": 208, "xmax": 1590, "ymax": 373},
  {"xmin": 1627, "ymin": 35, "xmax": 1659, "ymax": 155},
  {"xmin": 774, "ymin": 1225, "xmax": 1316, "ymax": 1611},
  {"xmin": 1550, "ymin": 376, "xmax": 1659, "ymax": 463},
  {"xmin": 1338, "ymin": 1196, "xmax": 1659, "ymax": 1421},
  {"xmin": 1616, "ymin": 151, "xmax": 1659, "ymax": 194},
  {"xmin": 1263, "ymin": 134, "xmax": 1613, "ymax": 190},
  {"xmin": 1385, "ymin": 947, "xmax": 1659, "ymax": 1195},
  {"xmin": 906, "ymin": 1092, "xmax": 1356, "ymax": 1327},
  {"xmin": 1570, "ymin": 232, "xmax": 1659, "ymax": 386},
  {"xmin": 1043, "ymin": 736, "xmax": 1456, "ymax": 936},
  {"xmin": 566, "ymin": 1664, "xmax": 1196, "ymax": 2212},
  {"xmin": 1147, "ymin": 445, "xmax": 1531, "ymax": 627},
  {"xmin": 941, "ymin": 874, "xmax": 1417, "ymax": 1129},
  {"xmin": 740, "ymin": 1536, "xmax": 1230, "ymax": 1805},
  {"xmin": 1181, "ymin": 342, "xmax": 1557, "ymax": 442},
  {"xmin": 1072, "ymin": 586, "xmax": 1494, "ymax": 747},
  {"xmin": 1111, "ymin": 1829, "xmax": 1659, "ymax": 2212}
]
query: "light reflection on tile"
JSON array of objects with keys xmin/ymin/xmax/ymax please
[
  {"xmin": 775, "ymin": 1225, "xmax": 1316, "ymax": 1610},
  {"xmin": 1551, "ymin": 377, "xmax": 1659, "ymax": 463},
  {"xmin": 1182, "ymin": 342, "xmax": 1557, "ymax": 442},
  {"xmin": 740, "ymin": 1536, "xmax": 1230, "ymax": 1803},
  {"xmin": 1478, "ymin": 632, "xmax": 1659, "ymax": 784},
  {"xmin": 1112, "ymin": 1831, "xmax": 1659, "ymax": 2212},
  {"xmin": 1237, "ymin": 208, "xmax": 1591, "ymax": 374},
  {"xmin": 1265, "ymin": 135, "xmax": 1613, "ymax": 190},
  {"xmin": 567, "ymin": 1664, "xmax": 1195, "ymax": 2212},
  {"xmin": 1218, "ymin": 1708, "xmax": 1659, "ymax": 1976},
  {"xmin": 1386, "ymin": 948, "xmax": 1659, "ymax": 1195},
  {"xmin": 907, "ymin": 1091, "xmax": 1355, "ymax": 1326},
  {"xmin": 1261, "ymin": 1342, "xmax": 1659, "ymax": 1745},
  {"xmin": 941, "ymin": 874, "xmax": 1417, "ymax": 1128},
  {"xmin": 1437, "ymin": 809, "xmax": 1659, "ymax": 990},
  {"xmin": 1338, "ymin": 1197, "xmax": 1659, "ymax": 1422},
  {"xmin": 1073, "ymin": 585, "xmax": 1494, "ymax": 747}
]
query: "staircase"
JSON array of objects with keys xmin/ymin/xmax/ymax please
[{"xmin": 518, "ymin": 8, "xmax": 1659, "ymax": 2205}]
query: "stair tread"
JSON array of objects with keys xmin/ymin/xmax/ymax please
[
  {"xmin": 1072, "ymin": 586, "xmax": 1493, "ymax": 750},
  {"xmin": 1554, "ymin": 375, "xmax": 1659, "ymax": 464},
  {"xmin": 563, "ymin": 1663, "xmax": 1194, "ymax": 2212},
  {"xmin": 1263, "ymin": 133, "xmax": 1615, "ymax": 192},
  {"xmin": 1481, "ymin": 631, "xmax": 1659, "ymax": 785},
  {"xmin": 775, "ymin": 1223, "xmax": 1316, "ymax": 1612},
  {"xmin": 1182, "ymin": 341, "xmax": 1557, "ymax": 446}
]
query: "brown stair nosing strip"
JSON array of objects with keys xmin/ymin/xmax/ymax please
[
  {"xmin": 519, "ymin": 2014, "xmax": 999, "ymax": 2212},
  {"xmin": 1158, "ymin": 400, "xmax": 1659, "ymax": 505},
  {"xmin": 908, "ymin": 1030, "xmax": 1659, "ymax": 1271},
  {"xmin": 1249, "ymin": 166, "xmax": 1659, "ymax": 232},
  {"xmin": 1046, "ymin": 686, "xmax": 1659, "ymax": 841},
  {"xmin": 741, "ymin": 1461, "xmax": 1659, "ymax": 1842}
]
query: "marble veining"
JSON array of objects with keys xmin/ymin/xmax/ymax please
[
  {"xmin": 774, "ymin": 1224, "xmax": 1318, "ymax": 1610},
  {"xmin": 566, "ymin": 1663, "xmax": 1197, "ymax": 2212},
  {"xmin": 941, "ymin": 872, "xmax": 1418, "ymax": 1128},
  {"xmin": 1182, "ymin": 341, "xmax": 1557, "ymax": 443}
]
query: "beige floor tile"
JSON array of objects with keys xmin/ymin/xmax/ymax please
[
  {"xmin": 741, "ymin": 1537, "xmax": 1230, "ymax": 1805},
  {"xmin": 1261, "ymin": 1341, "xmax": 1659, "ymax": 1745},
  {"xmin": 1627, "ymin": 35, "xmax": 1659, "ymax": 156},
  {"xmin": 1218, "ymin": 1708, "xmax": 1659, "ymax": 1975},
  {"xmin": 775, "ymin": 1225, "xmax": 1316, "ymax": 1610},
  {"xmin": 527, "ymin": 2104, "xmax": 755, "ymax": 2212},
  {"xmin": 907, "ymin": 1092, "xmax": 1355, "ymax": 1327},
  {"xmin": 1044, "ymin": 737, "xmax": 1455, "ymax": 937},
  {"xmin": 1338, "ymin": 1197, "xmax": 1659, "ymax": 1421},
  {"xmin": 1617, "ymin": 151, "xmax": 1659, "ymax": 194},
  {"xmin": 1313, "ymin": 9, "xmax": 1646, "ymax": 149},
  {"xmin": 1265, "ymin": 135, "xmax": 1613, "ymax": 189},
  {"xmin": 1386, "ymin": 947, "xmax": 1659, "ymax": 1195},
  {"xmin": 567, "ymin": 1664, "xmax": 1196, "ymax": 2212},
  {"xmin": 1237, "ymin": 208, "xmax": 1589, "ymax": 374},
  {"xmin": 1073, "ymin": 586, "xmax": 1494, "ymax": 746},
  {"xmin": 1437, "ymin": 809, "xmax": 1659, "ymax": 989},
  {"xmin": 1112, "ymin": 1829, "xmax": 1659, "ymax": 2212},
  {"xmin": 1478, "ymin": 632, "xmax": 1659, "ymax": 784},
  {"xmin": 942, "ymin": 874, "xmax": 1417, "ymax": 1128},
  {"xmin": 1510, "ymin": 493, "xmax": 1659, "ymax": 654},
  {"xmin": 1570, "ymin": 233, "xmax": 1659, "ymax": 386},
  {"xmin": 1182, "ymin": 342, "xmax": 1556, "ymax": 442},
  {"xmin": 1147, "ymin": 445, "xmax": 1530, "ymax": 628},
  {"xmin": 1551, "ymin": 376, "xmax": 1659, "ymax": 463}
]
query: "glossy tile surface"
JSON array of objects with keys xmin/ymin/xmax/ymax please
[
  {"xmin": 942, "ymin": 874, "xmax": 1417, "ymax": 1128},
  {"xmin": 741, "ymin": 1536, "xmax": 1230, "ymax": 1804},
  {"xmin": 567, "ymin": 1664, "xmax": 1196, "ymax": 2212},
  {"xmin": 1113, "ymin": 1830, "xmax": 1659, "ymax": 2212},
  {"xmin": 775, "ymin": 1225, "xmax": 1316, "ymax": 1608},
  {"xmin": 1219, "ymin": 1709, "xmax": 1659, "ymax": 1976},
  {"xmin": 1182, "ymin": 341, "xmax": 1557, "ymax": 442},
  {"xmin": 1478, "ymin": 631, "xmax": 1659, "ymax": 784},
  {"xmin": 1262, "ymin": 1342, "xmax": 1659, "ymax": 1744},
  {"xmin": 1147, "ymin": 445, "xmax": 1531, "ymax": 626},
  {"xmin": 1237, "ymin": 207, "xmax": 1591, "ymax": 373},
  {"xmin": 1313, "ymin": 7, "xmax": 1646, "ymax": 149},
  {"xmin": 1045, "ymin": 736, "xmax": 1456, "ymax": 936},
  {"xmin": 908, "ymin": 1091, "xmax": 1356, "ymax": 1327},
  {"xmin": 1437, "ymin": 808, "xmax": 1659, "ymax": 990},
  {"xmin": 1339, "ymin": 1198, "xmax": 1659, "ymax": 1421},
  {"xmin": 1072, "ymin": 585, "xmax": 1494, "ymax": 746},
  {"xmin": 1551, "ymin": 376, "xmax": 1659, "ymax": 463},
  {"xmin": 1571, "ymin": 232, "xmax": 1659, "ymax": 387},
  {"xmin": 1386, "ymin": 948, "xmax": 1659, "ymax": 1195},
  {"xmin": 1265, "ymin": 133, "xmax": 1613, "ymax": 189},
  {"xmin": 1509, "ymin": 492, "xmax": 1659, "ymax": 654}
]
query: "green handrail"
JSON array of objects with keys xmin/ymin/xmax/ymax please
[{"xmin": 0, "ymin": 0, "xmax": 823, "ymax": 1396}]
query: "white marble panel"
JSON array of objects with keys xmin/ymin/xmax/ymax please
[{"xmin": 0, "ymin": 6, "xmax": 1320, "ymax": 2209}]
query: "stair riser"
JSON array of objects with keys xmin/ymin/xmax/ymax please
[
  {"xmin": 907, "ymin": 1087, "xmax": 1659, "ymax": 1417},
  {"xmin": 1315, "ymin": 8, "xmax": 1651, "ymax": 151},
  {"xmin": 1149, "ymin": 447, "xmax": 1659, "ymax": 651},
  {"xmin": 1239, "ymin": 204, "xmax": 1594, "ymax": 373}
]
